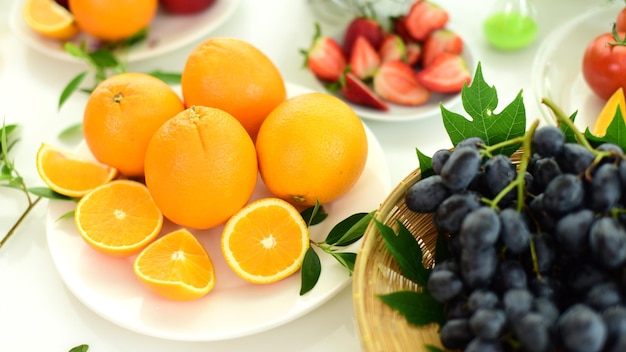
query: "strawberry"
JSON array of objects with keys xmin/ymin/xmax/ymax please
[
  {"xmin": 405, "ymin": 41, "xmax": 422, "ymax": 66},
  {"xmin": 301, "ymin": 24, "xmax": 347, "ymax": 82},
  {"xmin": 415, "ymin": 53, "xmax": 471, "ymax": 93},
  {"xmin": 422, "ymin": 29, "xmax": 464, "ymax": 68},
  {"xmin": 160, "ymin": 0, "xmax": 216, "ymax": 15},
  {"xmin": 391, "ymin": 16, "xmax": 413, "ymax": 44},
  {"xmin": 341, "ymin": 72, "xmax": 389, "ymax": 111},
  {"xmin": 343, "ymin": 17, "xmax": 385, "ymax": 57},
  {"xmin": 373, "ymin": 60, "xmax": 431, "ymax": 106},
  {"xmin": 404, "ymin": 0, "xmax": 449, "ymax": 42},
  {"xmin": 378, "ymin": 34, "xmax": 406, "ymax": 63},
  {"xmin": 349, "ymin": 36, "xmax": 381, "ymax": 80}
]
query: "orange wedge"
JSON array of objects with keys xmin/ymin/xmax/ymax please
[
  {"xmin": 75, "ymin": 180, "xmax": 163, "ymax": 257},
  {"xmin": 23, "ymin": 0, "xmax": 79, "ymax": 40},
  {"xmin": 36, "ymin": 143, "xmax": 118, "ymax": 198},
  {"xmin": 221, "ymin": 198, "xmax": 310, "ymax": 284},
  {"xmin": 134, "ymin": 228, "xmax": 216, "ymax": 301},
  {"xmin": 593, "ymin": 87, "xmax": 626, "ymax": 136}
]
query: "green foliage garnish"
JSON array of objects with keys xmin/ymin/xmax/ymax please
[
  {"xmin": 68, "ymin": 344, "xmax": 89, "ymax": 352},
  {"xmin": 299, "ymin": 203, "xmax": 373, "ymax": 295},
  {"xmin": 585, "ymin": 108, "xmax": 626, "ymax": 148}
]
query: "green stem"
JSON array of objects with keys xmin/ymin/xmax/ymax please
[
  {"xmin": 542, "ymin": 97, "xmax": 594, "ymax": 151},
  {"xmin": 0, "ymin": 196, "xmax": 42, "ymax": 249}
]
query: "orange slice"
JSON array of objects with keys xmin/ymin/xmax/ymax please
[
  {"xmin": 593, "ymin": 87, "xmax": 626, "ymax": 136},
  {"xmin": 75, "ymin": 180, "xmax": 163, "ymax": 257},
  {"xmin": 36, "ymin": 143, "xmax": 118, "ymax": 198},
  {"xmin": 221, "ymin": 198, "xmax": 310, "ymax": 284},
  {"xmin": 134, "ymin": 228, "xmax": 216, "ymax": 301},
  {"xmin": 23, "ymin": 0, "xmax": 79, "ymax": 40}
]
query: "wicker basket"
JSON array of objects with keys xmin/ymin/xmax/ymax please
[{"xmin": 353, "ymin": 150, "xmax": 524, "ymax": 351}]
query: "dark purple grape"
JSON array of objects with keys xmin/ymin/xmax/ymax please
[
  {"xmin": 533, "ymin": 297, "xmax": 559, "ymax": 327},
  {"xmin": 440, "ymin": 147, "xmax": 482, "ymax": 192},
  {"xmin": 554, "ymin": 209, "xmax": 594, "ymax": 254},
  {"xmin": 603, "ymin": 306, "xmax": 626, "ymax": 349},
  {"xmin": 467, "ymin": 289, "xmax": 499, "ymax": 312},
  {"xmin": 456, "ymin": 137, "xmax": 485, "ymax": 149},
  {"xmin": 567, "ymin": 264, "xmax": 610, "ymax": 294},
  {"xmin": 405, "ymin": 175, "xmax": 451, "ymax": 213},
  {"xmin": 469, "ymin": 308, "xmax": 507, "ymax": 340},
  {"xmin": 498, "ymin": 208, "xmax": 531, "ymax": 254},
  {"xmin": 542, "ymin": 174, "xmax": 584, "ymax": 214},
  {"xmin": 431, "ymin": 149, "xmax": 452, "ymax": 175},
  {"xmin": 483, "ymin": 154, "xmax": 516, "ymax": 197},
  {"xmin": 503, "ymin": 288, "xmax": 533, "ymax": 319},
  {"xmin": 459, "ymin": 206, "xmax": 500, "ymax": 251},
  {"xmin": 586, "ymin": 282, "xmax": 622, "ymax": 311},
  {"xmin": 532, "ymin": 125, "xmax": 565, "ymax": 157},
  {"xmin": 512, "ymin": 312, "xmax": 552, "ymax": 352},
  {"xmin": 524, "ymin": 232, "xmax": 555, "ymax": 274},
  {"xmin": 426, "ymin": 269, "xmax": 463, "ymax": 303},
  {"xmin": 433, "ymin": 192, "xmax": 481, "ymax": 234},
  {"xmin": 558, "ymin": 304, "xmax": 607, "ymax": 352},
  {"xmin": 439, "ymin": 318, "xmax": 473, "ymax": 349},
  {"xmin": 591, "ymin": 163, "xmax": 621, "ymax": 212},
  {"xmin": 460, "ymin": 246, "xmax": 497, "ymax": 289},
  {"xmin": 464, "ymin": 337, "xmax": 504, "ymax": 352},
  {"xmin": 556, "ymin": 143, "xmax": 595, "ymax": 175},
  {"xmin": 531, "ymin": 157, "xmax": 562, "ymax": 193},
  {"xmin": 589, "ymin": 217, "xmax": 626, "ymax": 269},
  {"xmin": 496, "ymin": 259, "xmax": 527, "ymax": 291}
]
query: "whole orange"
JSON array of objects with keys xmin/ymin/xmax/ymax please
[
  {"xmin": 144, "ymin": 105, "xmax": 258, "ymax": 230},
  {"xmin": 256, "ymin": 92, "xmax": 368, "ymax": 206},
  {"xmin": 68, "ymin": 0, "xmax": 157, "ymax": 41},
  {"xmin": 181, "ymin": 37, "xmax": 287, "ymax": 140},
  {"xmin": 82, "ymin": 72, "xmax": 185, "ymax": 177}
]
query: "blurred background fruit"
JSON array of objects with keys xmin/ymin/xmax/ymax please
[
  {"xmin": 82, "ymin": 72, "xmax": 185, "ymax": 177},
  {"xmin": 68, "ymin": 0, "xmax": 158, "ymax": 41},
  {"xmin": 181, "ymin": 37, "xmax": 287, "ymax": 140},
  {"xmin": 144, "ymin": 106, "xmax": 258, "ymax": 230},
  {"xmin": 255, "ymin": 92, "xmax": 368, "ymax": 206},
  {"xmin": 23, "ymin": 0, "xmax": 78, "ymax": 40},
  {"xmin": 160, "ymin": 0, "xmax": 215, "ymax": 15}
]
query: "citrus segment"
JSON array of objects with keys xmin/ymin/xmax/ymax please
[
  {"xmin": 75, "ymin": 180, "xmax": 163, "ymax": 257},
  {"xmin": 593, "ymin": 87, "xmax": 626, "ymax": 136},
  {"xmin": 221, "ymin": 198, "xmax": 310, "ymax": 284},
  {"xmin": 82, "ymin": 72, "xmax": 185, "ymax": 177},
  {"xmin": 144, "ymin": 105, "xmax": 258, "ymax": 230},
  {"xmin": 181, "ymin": 37, "xmax": 287, "ymax": 139},
  {"xmin": 36, "ymin": 143, "xmax": 118, "ymax": 198},
  {"xmin": 68, "ymin": 0, "xmax": 157, "ymax": 41},
  {"xmin": 134, "ymin": 228, "xmax": 216, "ymax": 301},
  {"xmin": 23, "ymin": 0, "xmax": 79, "ymax": 40},
  {"xmin": 256, "ymin": 92, "xmax": 368, "ymax": 206}
]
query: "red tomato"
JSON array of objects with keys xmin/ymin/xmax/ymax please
[
  {"xmin": 617, "ymin": 7, "xmax": 626, "ymax": 32},
  {"xmin": 582, "ymin": 31, "xmax": 626, "ymax": 100}
]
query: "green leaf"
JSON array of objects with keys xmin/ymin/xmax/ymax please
[
  {"xmin": 378, "ymin": 290, "xmax": 445, "ymax": 326},
  {"xmin": 559, "ymin": 110, "xmax": 578, "ymax": 144},
  {"xmin": 325, "ymin": 211, "xmax": 372, "ymax": 246},
  {"xmin": 58, "ymin": 122, "xmax": 84, "ymax": 140},
  {"xmin": 375, "ymin": 219, "xmax": 431, "ymax": 286},
  {"xmin": 149, "ymin": 70, "xmax": 182, "ymax": 85},
  {"xmin": 584, "ymin": 107, "xmax": 626, "ymax": 150},
  {"xmin": 89, "ymin": 49, "xmax": 120, "ymax": 68},
  {"xmin": 424, "ymin": 344, "xmax": 445, "ymax": 352},
  {"xmin": 434, "ymin": 232, "xmax": 451, "ymax": 264},
  {"xmin": 441, "ymin": 62, "xmax": 526, "ymax": 157},
  {"xmin": 68, "ymin": 344, "xmax": 89, "ymax": 352},
  {"xmin": 300, "ymin": 202, "xmax": 327, "ymax": 226},
  {"xmin": 416, "ymin": 147, "xmax": 434, "ymax": 178},
  {"xmin": 58, "ymin": 210, "xmax": 75, "ymax": 221},
  {"xmin": 59, "ymin": 71, "xmax": 89, "ymax": 110},
  {"xmin": 330, "ymin": 251, "xmax": 356, "ymax": 273},
  {"xmin": 28, "ymin": 187, "xmax": 73, "ymax": 200},
  {"xmin": 300, "ymin": 247, "xmax": 321, "ymax": 295},
  {"xmin": 64, "ymin": 42, "xmax": 90, "ymax": 60}
]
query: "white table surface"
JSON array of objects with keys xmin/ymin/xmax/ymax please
[{"xmin": 0, "ymin": 0, "xmax": 609, "ymax": 351}]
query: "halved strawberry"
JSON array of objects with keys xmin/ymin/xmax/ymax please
[
  {"xmin": 404, "ymin": 0, "xmax": 449, "ymax": 42},
  {"xmin": 405, "ymin": 41, "xmax": 422, "ymax": 66},
  {"xmin": 422, "ymin": 29, "xmax": 464, "ymax": 68},
  {"xmin": 415, "ymin": 53, "xmax": 471, "ymax": 93},
  {"xmin": 373, "ymin": 60, "xmax": 431, "ymax": 106},
  {"xmin": 379, "ymin": 34, "xmax": 406, "ymax": 63},
  {"xmin": 301, "ymin": 23, "xmax": 346, "ymax": 82},
  {"xmin": 343, "ymin": 17, "xmax": 385, "ymax": 57},
  {"xmin": 349, "ymin": 36, "xmax": 381, "ymax": 80},
  {"xmin": 341, "ymin": 72, "xmax": 389, "ymax": 111}
]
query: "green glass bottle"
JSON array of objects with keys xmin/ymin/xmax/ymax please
[{"xmin": 483, "ymin": 0, "xmax": 538, "ymax": 51}]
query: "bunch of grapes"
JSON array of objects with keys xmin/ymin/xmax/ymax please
[{"xmin": 405, "ymin": 124, "xmax": 626, "ymax": 352}]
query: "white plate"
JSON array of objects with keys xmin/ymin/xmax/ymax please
[
  {"xmin": 9, "ymin": 0, "xmax": 239, "ymax": 63},
  {"xmin": 532, "ymin": 2, "xmax": 622, "ymax": 130},
  {"xmin": 45, "ymin": 82, "xmax": 392, "ymax": 341},
  {"xmin": 312, "ymin": 38, "xmax": 475, "ymax": 123}
]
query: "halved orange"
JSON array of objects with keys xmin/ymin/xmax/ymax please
[
  {"xmin": 221, "ymin": 198, "xmax": 310, "ymax": 284},
  {"xmin": 36, "ymin": 143, "xmax": 118, "ymax": 198},
  {"xmin": 134, "ymin": 228, "xmax": 216, "ymax": 301},
  {"xmin": 593, "ymin": 87, "xmax": 626, "ymax": 136},
  {"xmin": 74, "ymin": 180, "xmax": 163, "ymax": 257},
  {"xmin": 23, "ymin": 0, "xmax": 79, "ymax": 40}
]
